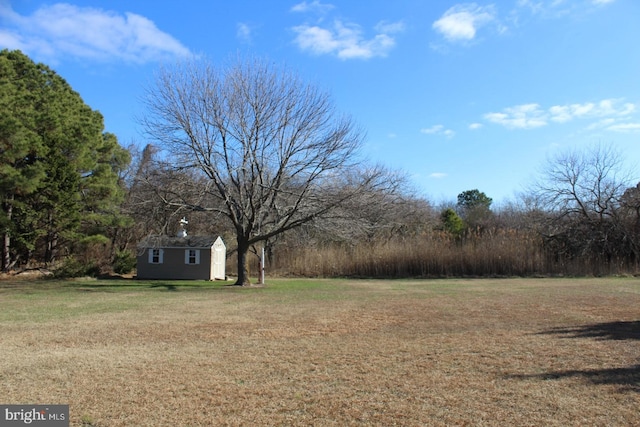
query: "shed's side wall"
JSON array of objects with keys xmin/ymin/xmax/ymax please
[
  {"xmin": 212, "ymin": 237, "xmax": 226, "ymax": 280},
  {"xmin": 137, "ymin": 248, "xmax": 213, "ymax": 280}
]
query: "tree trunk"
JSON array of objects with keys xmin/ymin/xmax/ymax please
[
  {"xmin": 2, "ymin": 198, "xmax": 13, "ymax": 272},
  {"xmin": 235, "ymin": 236, "xmax": 251, "ymax": 286},
  {"xmin": 45, "ymin": 231, "xmax": 58, "ymax": 266},
  {"xmin": 2, "ymin": 231, "xmax": 9, "ymax": 272}
]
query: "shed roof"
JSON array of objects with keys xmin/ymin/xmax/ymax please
[{"xmin": 138, "ymin": 235, "xmax": 220, "ymax": 249}]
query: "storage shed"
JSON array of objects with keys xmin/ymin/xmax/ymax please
[{"xmin": 136, "ymin": 233, "xmax": 226, "ymax": 281}]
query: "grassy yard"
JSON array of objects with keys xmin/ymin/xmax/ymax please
[{"xmin": 1, "ymin": 277, "xmax": 639, "ymax": 426}]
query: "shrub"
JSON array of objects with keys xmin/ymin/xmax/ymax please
[
  {"xmin": 54, "ymin": 256, "xmax": 100, "ymax": 278},
  {"xmin": 112, "ymin": 250, "xmax": 136, "ymax": 274}
]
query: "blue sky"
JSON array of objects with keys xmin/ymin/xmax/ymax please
[{"xmin": 1, "ymin": 0, "xmax": 639, "ymax": 204}]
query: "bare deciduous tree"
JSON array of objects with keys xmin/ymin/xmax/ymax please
[
  {"xmin": 141, "ymin": 56, "xmax": 370, "ymax": 285},
  {"xmin": 535, "ymin": 144, "xmax": 627, "ymax": 219},
  {"xmin": 531, "ymin": 143, "xmax": 634, "ymax": 265}
]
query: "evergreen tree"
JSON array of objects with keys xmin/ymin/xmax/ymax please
[
  {"xmin": 440, "ymin": 208, "xmax": 465, "ymax": 236},
  {"xmin": 0, "ymin": 50, "xmax": 47, "ymax": 269},
  {"xmin": 0, "ymin": 50, "xmax": 130, "ymax": 270},
  {"xmin": 457, "ymin": 189, "xmax": 493, "ymax": 229}
]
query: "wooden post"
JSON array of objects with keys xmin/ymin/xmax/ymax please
[{"xmin": 259, "ymin": 246, "xmax": 265, "ymax": 285}]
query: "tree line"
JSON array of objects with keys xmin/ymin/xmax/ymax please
[{"xmin": 2, "ymin": 49, "xmax": 639, "ymax": 281}]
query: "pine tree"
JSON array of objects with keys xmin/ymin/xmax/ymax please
[
  {"xmin": 0, "ymin": 50, "xmax": 47, "ymax": 270},
  {"xmin": 0, "ymin": 50, "xmax": 130, "ymax": 270}
]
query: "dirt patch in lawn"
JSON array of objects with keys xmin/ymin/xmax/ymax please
[{"xmin": 1, "ymin": 278, "xmax": 639, "ymax": 426}]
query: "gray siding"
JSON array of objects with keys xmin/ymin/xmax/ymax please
[{"xmin": 137, "ymin": 247, "xmax": 213, "ymax": 280}]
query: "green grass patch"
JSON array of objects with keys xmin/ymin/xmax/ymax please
[
  {"xmin": 1, "ymin": 276, "xmax": 638, "ymax": 323},
  {"xmin": 0, "ymin": 278, "xmax": 225, "ymax": 323}
]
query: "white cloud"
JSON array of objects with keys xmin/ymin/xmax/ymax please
[
  {"xmin": 292, "ymin": 24, "xmax": 341, "ymax": 55},
  {"xmin": 469, "ymin": 123, "xmax": 483, "ymax": 130},
  {"xmin": 432, "ymin": 0, "xmax": 616, "ymax": 48},
  {"xmin": 421, "ymin": 125, "xmax": 444, "ymax": 134},
  {"xmin": 430, "ymin": 172, "xmax": 448, "ymax": 179},
  {"xmin": 549, "ymin": 103, "xmax": 594, "ymax": 123},
  {"xmin": 484, "ymin": 103, "xmax": 547, "ymax": 129},
  {"xmin": 517, "ymin": 0, "xmax": 615, "ymax": 18},
  {"xmin": 549, "ymin": 100, "xmax": 634, "ymax": 123},
  {"xmin": 485, "ymin": 99, "xmax": 638, "ymax": 130},
  {"xmin": 375, "ymin": 21, "xmax": 406, "ymax": 34},
  {"xmin": 291, "ymin": 3, "xmax": 403, "ymax": 59},
  {"xmin": 237, "ymin": 23, "xmax": 252, "ymax": 43},
  {"xmin": 291, "ymin": 1, "xmax": 335, "ymax": 15},
  {"xmin": 0, "ymin": 3, "xmax": 190, "ymax": 64},
  {"xmin": 436, "ymin": 0, "xmax": 619, "ymax": 51},
  {"xmin": 517, "ymin": 0, "xmax": 571, "ymax": 16},
  {"xmin": 588, "ymin": 118, "xmax": 640, "ymax": 133},
  {"xmin": 421, "ymin": 125, "xmax": 455, "ymax": 138},
  {"xmin": 585, "ymin": 118, "xmax": 616, "ymax": 131},
  {"xmin": 432, "ymin": 3, "xmax": 496, "ymax": 42},
  {"xmin": 292, "ymin": 19, "xmax": 402, "ymax": 59},
  {"xmin": 598, "ymin": 99, "xmax": 635, "ymax": 116},
  {"xmin": 607, "ymin": 123, "xmax": 640, "ymax": 132}
]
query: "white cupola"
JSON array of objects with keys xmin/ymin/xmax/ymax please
[{"xmin": 177, "ymin": 217, "xmax": 188, "ymax": 238}]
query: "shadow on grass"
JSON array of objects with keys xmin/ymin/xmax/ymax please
[
  {"xmin": 83, "ymin": 281, "xmax": 225, "ymax": 291},
  {"xmin": 539, "ymin": 321, "xmax": 640, "ymax": 341},
  {"xmin": 149, "ymin": 283, "xmax": 178, "ymax": 291},
  {"xmin": 506, "ymin": 321, "xmax": 640, "ymax": 392},
  {"xmin": 506, "ymin": 365, "xmax": 640, "ymax": 392},
  {"xmin": 62, "ymin": 280, "xmax": 230, "ymax": 292}
]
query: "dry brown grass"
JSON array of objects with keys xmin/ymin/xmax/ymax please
[{"xmin": 1, "ymin": 277, "xmax": 639, "ymax": 426}]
